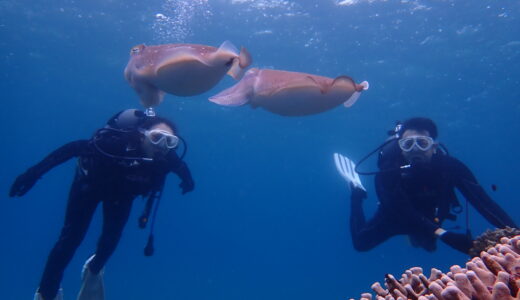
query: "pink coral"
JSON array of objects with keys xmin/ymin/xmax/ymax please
[{"xmin": 353, "ymin": 235, "xmax": 520, "ymax": 300}]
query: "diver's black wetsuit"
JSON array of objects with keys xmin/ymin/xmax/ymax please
[
  {"xmin": 16, "ymin": 139, "xmax": 193, "ymax": 299},
  {"xmin": 350, "ymin": 152, "xmax": 517, "ymax": 252}
]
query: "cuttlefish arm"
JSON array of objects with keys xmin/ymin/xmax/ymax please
[
  {"xmin": 315, "ymin": 75, "xmax": 369, "ymax": 107},
  {"xmin": 338, "ymin": 77, "xmax": 369, "ymax": 107},
  {"xmin": 227, "ymin": 47, "xmax": 252, "ymax": 80},
  {"xmin": 215, "ymin": 41, "xmax": 252, "ymax": 80},
  {"xmin": 209, "ymin": 68, "xmax": 259, "ymax": 106}
]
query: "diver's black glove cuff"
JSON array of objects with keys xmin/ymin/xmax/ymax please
[
  {"xmin": 9, "ymin": 168, "xmax": 41, "ymax": 197},
  {"xmin": 350, "ymin": 185, "xmax": 367, "ymax": 201},
  {"xmin": 179, "ymin": 179, "xmax": 194, "ymax": 195},
  {"xmin": 440, "ymin": 231, "xmax": 473, "ymax": 254}
]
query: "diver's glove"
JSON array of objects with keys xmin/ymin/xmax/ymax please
[
  {"xmin": 179, "ymin": 179, "xmax": 194, "ymax": 194},
  {"xmin": 439, "ymin": 231, "xmax": 474, "ymax": 254},
  {"xmin": 9, "ymin": 168, "xmax": 41, "ymax": 197},
  {"xmin": 351, "ymin": 185, "xmax": 367, "ymax": 201}
]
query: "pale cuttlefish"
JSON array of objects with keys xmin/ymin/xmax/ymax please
[
  {"xmin": 209, "ymin": 68, "xmax": 369, "ymax": 116},
  {"xmin": 124, "ymin": 41, "xmax": 252, "ymax": 108}
]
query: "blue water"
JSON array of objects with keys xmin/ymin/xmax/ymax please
[{"xmin": 1, "ymin": 0, "xmax": 519, "ymax": 299}]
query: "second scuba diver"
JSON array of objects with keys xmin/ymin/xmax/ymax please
[
  {"xmin": 336, "ymin": 117, "xmax": 517, "ymax": 254},
  {"xmin": 9, "ymin": 109, "xmax": 194, "ymax": 300}
]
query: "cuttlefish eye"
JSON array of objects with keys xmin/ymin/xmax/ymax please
[{"xmin": 130, "ymin": 44, "xmax": 145, "ymax": 55}]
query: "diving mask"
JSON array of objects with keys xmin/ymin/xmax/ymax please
[
  {"xmin": 398, "ymin": 136, "xmax": 434, "ymax": 152},
  {"xmin": 144, "ymin": 129, "xmax": 179, "ymax": 149}
]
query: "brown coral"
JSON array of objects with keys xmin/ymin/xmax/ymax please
[
  {"xmin": 352, "ymin": 235, "xmax": 520, "ymax": 300},
  {"xmin": 469, "ymin": 227, "xmax": 520, "ymax": 258}
]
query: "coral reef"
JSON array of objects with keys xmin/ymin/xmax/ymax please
[
  {"xmin": 470, "ymin": 227, "xmax": 520, "ymax": 258},
  {"xmin": 353, "ymin": 235, "xmax": 520, "ymax": 300}
]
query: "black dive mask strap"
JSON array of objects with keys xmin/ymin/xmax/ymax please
[
  {"xmin": 354, "ymin": 138, "xmax": 402, "ymax": 175},
  {"xmin": 438, "ymin": 143, "xmax": 450, "ymax": 156},
  {"xmin": 178, "ymin": 136, "xmax": 188, "ymax": 160}
]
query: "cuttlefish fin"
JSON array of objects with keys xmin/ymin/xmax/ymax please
[
  {"xmin": 343, "ymin": 80, "xmax": 369, "ymax": 107},
  {"xmin": 217, "ymin": 40, "xmax": 239, "ymax": 55},
  {"xmin": 238, "ymin": 47, "xmax": 252, "ymax": 69},
  {"xmin": 209, "ymin": 70, "xmax": 257, "ymax": 106}
]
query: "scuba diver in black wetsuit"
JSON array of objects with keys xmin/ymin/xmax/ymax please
[
  {"xmin": 335, "ymin": 117, "xmax": 517, "ymax": 254},
  {"xmin": 9, "ymin": 109, "xmax": 194, "ymax": 300}
]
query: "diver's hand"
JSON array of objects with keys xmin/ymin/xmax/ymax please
[
  {"xmin": 439, "ymin": 231, "xmax": 474, "ymax": 254},
  {"xmin": 351, "ymin": 185, "xmax": 367, "ymax": 201},
  {"xmin": 9, "ymin": 169, "xmax": 40, "ymax": 197},
  {"xmin": 179, "ymin": 179, "xmax": 194, "ymax": 195}
]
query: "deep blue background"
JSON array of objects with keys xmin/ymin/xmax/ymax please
[{"xmin": 1, "ymin": 0, "xmax": 519, "ymax": 299}]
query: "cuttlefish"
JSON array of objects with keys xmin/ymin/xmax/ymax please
[
  {"xmin": 124, "ymin": 41, "xmax": 252, "ymax": 107},
  {"xmin": 209, "ymin": 68, "xmax": 369, "ymax": 116}
]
